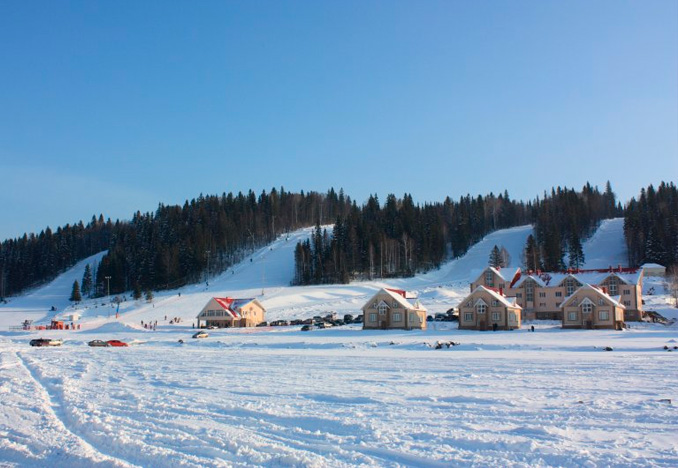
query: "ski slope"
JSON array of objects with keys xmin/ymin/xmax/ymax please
[{"xmin": 582, "ymin": 218, "xmax": 628, "ymax": 269}]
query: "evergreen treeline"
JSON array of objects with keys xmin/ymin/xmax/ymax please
[
  {"xmin": 294, "ymin": 182, "xmax": 623, "ymax": 285},
  {"xmin": 93, "ymin": 188, "xmax": 348, "ymax": 295},
  {"xmin": 624, "ymin": 182, "xmax": 678, "ymax": 268},
  {"xmin": 529, "ymin": 182, "xmax": 621, "ymax": 271},
  {"xmin": 293, "ymin": 192, "xmax": 531, "ymax": 284},
  {"xmin": 0, "ymin": 216, "xmax": 113, "ymax": 298},
  {"xmin": 4, "ymin": 181, "xmax": 668, "ymax": 298}
]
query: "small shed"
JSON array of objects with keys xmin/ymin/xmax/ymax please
[{"xmin": 641, "ymin": 263, "xmax": 666, "ymax": 277}]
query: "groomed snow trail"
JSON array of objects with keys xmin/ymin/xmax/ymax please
[{"xmin": 0, "ymin": 350, "xmax": 134, "ymax": 467}]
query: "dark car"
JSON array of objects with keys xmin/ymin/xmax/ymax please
[
  {"xmin": 343, "ymin": 314, "xmax": 354, "ymax": 324},
  {"xmin": 256, "ymin": 321, "xmax": 269, "ymax": 327},
  {"xmin": 30, "ymin": 338, "xmax": 62, "ymax": 347},
  {"xmin": 301, "ymin": 325, "xmax": 312, "ymax": 331},
  {"xmin": 88, "ymin": 339, "xmax": 109, "ymax": 347},
  {"xmin": 106, "ymin": 340, "xmax": 129, "ymax": 347}
]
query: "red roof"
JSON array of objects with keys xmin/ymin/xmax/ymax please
[
  {"xmin": 386, "ymin": 288, "xmax": 407, "ymax": 298},
  {"xmin": 213, "ymin": 297, "xmax": 240, "ymax": 318}
]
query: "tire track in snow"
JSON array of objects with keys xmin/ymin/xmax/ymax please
[{"xmin": 14, "ymin": 352, "xmax": 139, "ymax": 468}]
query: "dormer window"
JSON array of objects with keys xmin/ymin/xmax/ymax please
[
  {"xmin": 477, "ymin": 303, "xmax": 487, "ymax": 314},
  {"xmin": 378, "ymin": 303, "xmax": 388, "ymax": 315},
  {"xmin": 582, "ymin": 302, "xmax": 593, "ymax": 314},
  {"xmin": 485, "ymin": 270, "xmax": 494, "ymax": 287},
  {"xmin": 608, "ymin": 278, "xmax": 618, "ymax": 296}
]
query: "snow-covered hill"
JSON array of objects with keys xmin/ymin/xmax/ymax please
[
  {"xmin": 582, "ymin": 218, "xmax": 628, "ymax": 269},
  {"xmin": 1, "ymin": 221, "xmax": 677, "ymax": 467}
]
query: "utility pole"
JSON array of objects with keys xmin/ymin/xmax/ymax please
[
  {"xmin": 105, "ymin": 276, "xmax": 111, "ymax": 318},
  {"xmin": 261, "ymin": 254, "xmax": 265, "ymax": 296},
  {"xmin": 205, "ymin": 250, "xmax": 211, "ymax": 286}
]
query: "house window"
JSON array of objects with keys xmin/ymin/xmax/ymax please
[
  {"xmin": 599, "ymin": 310, "xmax": 609, "ymax": 321},
  {"xmin": 492, "ymin": 300, "xmax": 499, "ymax": 307},
  {"xmin": 392, "ymin": 302, "xmax": 398, "ymax": 308},
  {"xmin": 369, "ymin": 313, "xmax": 377, "ymax": 322},
  {"xmin": 555, "ymin": 291, "xmax": 562, "ymax": 297},
  {"xmin": 624, "ymin": 300, "xmax": 631, "ymax": 306},
  {"xmin": 393, "ymin": 313, "xmax": 402, "ymax": 322},
  {"xmin": 378, "ymin": 303, "xmax": 388, "ymax": 315},
  {"xmin": 568, "ymin": 311, "xmax": 577, "ymax": 321},
  {"xmin": 539, "ymin": 303, "xmax": 546, "ymax": 307},
  {"xmin": 582, "ymin": 303, "xmax": 593, "ymax": 314},
  {"xmin": 623, "ymin": 289, "xmax": 630, "ymax": 295},
  {"xmin": 499, "ymin": 283, "xmax": 505, "ymax": 289},
  {"xmin": 516, "ymin": 293, "xmax": 522, "ymax": 298},
  {"xmin": 409, "ymin": 312, "xmax": 417, "ymax": 322},
  {"xmin": 526, "ymin": 282, "xmax": 534, "ymax": 302},
  {"xmin": 492, "ymin": 312, "xmax": 500, "ymax": 321},
  {"xmin": 467, "ymin": 301, "xmax": 473, "ymax": 307},
  {"xmin": 598, "ymin": 299, "xmax": 605, "ymax": 305},
  {"xmin": 464, "ymin": 312, "xmax": 473, "ymax": 322},
  {"xmin": 608, "ymin": 279, "xmax": 618, "ymax": 296},
  {"xmin": 566, "ymin": 280, "xmax": 575, "ymax": 296},
  {"xmin": 477, "ymin": 303, "xmax": 487, "ymax": 314},
  {"xmin": 485, "ymin": 270, "xmax": 494, "ymax": 287},
  {"xmin": 509, "ymin": 312, "xmax": 517, "ymax": 322},
  {"xmin": 539, "ymin": 292, "xmax": 546, "ymax": 298}
]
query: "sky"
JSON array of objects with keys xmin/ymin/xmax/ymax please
[{"xmin": 1, "ymin": 1, "xmax": 676, "ymax": 240}]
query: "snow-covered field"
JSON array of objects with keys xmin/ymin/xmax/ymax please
[{"xmin": 1, "ymin": 219, "xmax": 677, "ymax": 467}]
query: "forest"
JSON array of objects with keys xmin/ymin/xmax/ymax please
[{"xmin": 0, "ymin": 182, "xmax": 675, "ymax": 298}]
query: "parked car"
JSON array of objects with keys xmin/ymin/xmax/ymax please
[
  {"xmin": 88, "ymin": 339, "xmax": 109, "ymax": 347},
  {"xmin": 343, "ymin": 314, "xmax": 354, "ymax": 324},
  {"xmin": 30, "ymin": 338, "xmax": 63, "ymax": 347},
  {"xmin": 256, "ymin": 321, "xmax": 269, "ymax": 327},
  {"xmin": 290, "ymin": 319, "xmax": 303, "ymax": 326},
  {"xmin": 353, "ymin": 315, "xmax": 363, "ymax": 324},
  {"xmin": 192, "ymin": 331, "xmax": 209, "ymax": 339},
  {"xmin": 316, "ymin": 322, "xmax": 332, "ymax": 329},
  {"xmin": 270, "ymin": 320, "xmax": 290, "ymax": 326},
  {"xmin": 302, "ymin": 318, "xmax": 314, "ymax": 325},
  {"xmin": 106, "ymin": 340, "xmax": 129, "ymax": 347},
  {"xmin": 301, "ymin": 325, "xmax": 312, "ymax": 331}
]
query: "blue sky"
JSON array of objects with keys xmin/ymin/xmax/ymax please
[{"xmin": 1, "ymin": 1, "xmax": 676, "ymax": 240}]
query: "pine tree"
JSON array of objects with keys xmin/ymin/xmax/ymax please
[
  {"xmin": 81, "ymin": 264, "xmax": 92, "ymax": 298},
  {"xmin": 567, "ymin": 232, "xmax": 585, "ymax": 269},
  {"xmin": 524, "ymin": 235, "xmax": 542, "ymax": 272},
  {"xmin": 489, "ymin": 245, "xmax": 502, "ymax": 268},
  {"xmin": 133, "ymin": 283, "xmax": 142, "ymax": 300},
  {"xmin": 70, "ymin": 280, "xmax": 82, "ymax": 302},
  {"xmin": 145, "ymin": 289, "xmax": 154, "ymax": 302}
]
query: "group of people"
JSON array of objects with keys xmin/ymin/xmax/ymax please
[{"xmin": 140, "ymin": 320, "xmax": 158, "ymax": 330}]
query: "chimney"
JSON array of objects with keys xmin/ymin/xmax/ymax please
[
  {"xmin": 602, "ymin": 287, "xmax": 607, "ymax": 294},
  {"xmin": 499, "ymin": 287, "xmax": 504, "ymax": 296}
]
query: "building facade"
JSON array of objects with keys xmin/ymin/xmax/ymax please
[
  {"xmin": 561, "ymin": 284, "xmax": 626, "ymax": 330},
  {"xmin": 196, "ymin": 297, "xmax": 266, "ymax": 328},
  {"xmin": 471, "ymin": 266, "xmax": 643, "ymax": 321},
  {"xmin": 362, "ymin": 288, "xmax": 427, "ymax": 330},
  {"xmin": 458, "ymin": 285, "xmax": 522, "ymax": 331}
]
